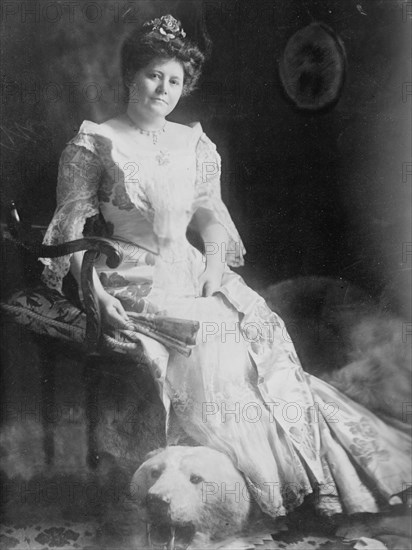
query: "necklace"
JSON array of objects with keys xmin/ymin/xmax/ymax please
[{"xmin": 126, "ymin": 114, "xmax": 166, "ymax": 145}]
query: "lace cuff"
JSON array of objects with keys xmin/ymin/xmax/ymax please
[
  {"xmin": 191, "ymin": 128, "xmax": 246, "ymax": 267},
  {"xmin": 40, "ymin": 142, "xmax": 101, "ymax": 292}
]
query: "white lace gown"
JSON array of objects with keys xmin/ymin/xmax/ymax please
[{"xmin": 41, "ymin": 119, "xmax": 411, "ymax": 518}]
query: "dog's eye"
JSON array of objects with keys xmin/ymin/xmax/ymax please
[
  {"xmin": 151, "ymin": 469, "xmax": 161, "ymax": 479},
  {"xmin": 190, "ymin": 474, "xmax": 204, "ymax": 484}
]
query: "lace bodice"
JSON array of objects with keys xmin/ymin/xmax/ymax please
[{"xmin": 41, "ymin": 119, "xmax": 245, "ymax": 295}]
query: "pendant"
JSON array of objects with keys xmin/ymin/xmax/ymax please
[{"xmin": 156, "ymin": 150, "xmax": 171, "ymax": 166}]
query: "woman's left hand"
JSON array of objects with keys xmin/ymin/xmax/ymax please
[{"xmin": 198, "ymin": 265, "xmax": 224, "ymax": 297}]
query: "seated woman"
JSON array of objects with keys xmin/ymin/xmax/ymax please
[{"xmin": 41, "ymin": 15, "xmax": 411, "ymax": 520}]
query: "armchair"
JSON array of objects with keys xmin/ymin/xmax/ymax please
[{"xmin": 1, "ymin": 206, "xmax": 198, "ymax": 469}]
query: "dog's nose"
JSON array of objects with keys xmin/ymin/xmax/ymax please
[{"xmin": 146, "ymin": 493, "xmax": 171, "ymax": 517}]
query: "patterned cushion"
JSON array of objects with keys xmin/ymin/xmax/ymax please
[
  {"xmin": 1, "ymin": 285, "xmax": 143, "ymax": 356},
  {"xmin": 2, "ymin": 285, "xmax": 86, "ymax": 344}
]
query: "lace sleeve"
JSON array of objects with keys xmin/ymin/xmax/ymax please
[
  {"xmin": 40, "ymin": 141, "xmax": 101, "ymax": 292},
  {"xmin": 192, "ymin": 130, "xmax": 246, "ymax": 267}
]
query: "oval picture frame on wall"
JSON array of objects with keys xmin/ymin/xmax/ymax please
[{"xmin": 279, "ymin": 22, "xmax": 347, "ymax": 112}]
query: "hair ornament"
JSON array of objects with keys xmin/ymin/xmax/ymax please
[{"xmin": 143, "ymin": 14, "xmax": 186, "ymax": 42}]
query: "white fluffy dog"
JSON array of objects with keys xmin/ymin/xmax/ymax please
[{"xmin": 130, "ymin": 446, "xmax": 254, "ymax": 548}]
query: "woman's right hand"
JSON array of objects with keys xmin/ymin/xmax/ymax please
[{"xmin": 98, "ymin": 292, "xmax": 131, "ymax": 330}]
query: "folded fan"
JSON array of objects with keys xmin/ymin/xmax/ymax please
[{"xmin": 123, "ymin": 312, "xmax": 200, "ymax": 356}]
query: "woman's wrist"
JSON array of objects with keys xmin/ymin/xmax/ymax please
[
  {"xmin": 204, "ymin": 240, "xmax": 227, "ymax": 272},
  {"xmin": 96, "ymin": 288, "xmax": 112, "ymax": 305},
  {"xmin": 205, "ymin": 256, "xmax": 225, "ymax": 274},
  {"xmin": 201, "ymin": 223, "xmax": 228, "ymax": 271}
]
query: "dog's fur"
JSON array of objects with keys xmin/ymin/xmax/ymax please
[
  {"xmin": 264, "ymin": 276, "xmax": 411, "ymax": 423},
  {"xmin": 320, "ymin": 315, "xmax": 411, "ymax": 423}
]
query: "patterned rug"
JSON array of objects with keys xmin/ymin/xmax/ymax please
[
  {"xmin": 0, "ymin": 520, "xmax": 349, "ymax": 550},
  {"xmin": 1, "ymin": 467, "xmax": 411, "ymax": 550},
  {"xmin": 1, "ymin": 514, "xmax": 411, "ymax": 549}
]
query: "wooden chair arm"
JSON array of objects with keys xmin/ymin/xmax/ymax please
[
  {"xmin": 8, "ymin": 236, "xmax": 129, "ymax": 268},
  {"xmin": 5, "ymin": 232, "xmax": 156, "ymax": 354}
]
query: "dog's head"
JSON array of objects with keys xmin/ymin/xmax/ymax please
[{"xmin": 130, "ymin": 446, "xmax": 251, "ymax": 545}]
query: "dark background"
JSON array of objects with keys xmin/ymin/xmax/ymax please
[{"xmin": 1, "ymin": 0, "xmax": 411, "ymax": 312}]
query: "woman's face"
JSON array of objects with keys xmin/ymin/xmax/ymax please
[{"xmin": 129, "ymin": 57, "xmax": 185, "ymax": 120}]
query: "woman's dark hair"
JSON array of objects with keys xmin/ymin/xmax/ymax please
[{"xmin": 121, "ymin": 18, "xmax": 205, "ymax": 99}]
